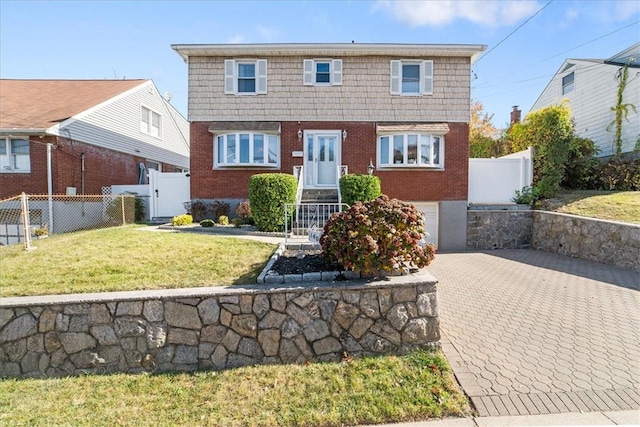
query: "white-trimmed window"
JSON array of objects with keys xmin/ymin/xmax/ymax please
[
  {"xmin": 378, "ymin": 134, "xmax": 443, "ymax": 168},
  {"xmin": 562, "ymin": 72, "xmax": 574, "ymax": 95},
  {"xmin": 215, "ymin": 133, "xmax": 279, "ymax": 167},
  {"xmin": 225, "ymin": 59, "xmax": 268, "ymax": 95},
  {"xmin": 303, "ymin": 59, "xmax": 343, "ymax": 86},
  {"xmin": 141, "ymin": 106, "xmax": 162, "ymax": 138},
  {"xmin": 0, "ymin": 137, "xmax": 31, "ymax": 173},
  {"xmin": 390, "ymin": 60, "xmax": 433, "ymax": 95}
]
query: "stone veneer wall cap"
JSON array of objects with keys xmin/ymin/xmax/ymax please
[{"xmin": 1, "ymin": 271, "xmax": 438, "ymax": 309}]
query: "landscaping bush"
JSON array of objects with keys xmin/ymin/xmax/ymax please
[
  {"xmin": 512, "ymin": 186, "xmax": 541, "ymax": 206},
  {"xmin": 210, "ymin": 200, "xmax": 230, "ymax": 220},
  {"xmin": 235, "ymin": 200, "xmax": 252, "ymax": 222},
  {"xmin": 188, "ymin": 201, "xmax": 208, "ymax": 222},
  {"xmin": 562, "ymin": 137, "xmax": 600, "ymax": 190},
  {"xmin": 320, "ymin": 195, "xmax": 436, "ymax": 274},
  {"xmin": 248, "ymin": 173, "xmax": 297, "ymax": 232},
  {"xmin": 218, "ymin": 215, "xmax": 229, "ymax": 225},
  {"xmin": 339, "ymin": 174, "xmax": 382, "ymax": 206},
  {"xmin": 172, "ymin": 214, "xmax": 193, "ymax": 226},
  {"xmin": 597, "ymin": 157, "xmax": 640, "ymax": 191},
  {"xmin": 200, "ymin": 219, "xmax": 215, "ymax": 228},
  {"xmin": 186, "ymin": 200, "xmax": 230, "ymax": 222},
  {"xmin": 232, "ymin": 218, "xmax": 243, "ymax": 228}
]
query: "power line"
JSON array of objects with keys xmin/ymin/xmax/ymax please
[{"xmin": 475, "ymin": 0, "xmax": 554, "ymax": 64}]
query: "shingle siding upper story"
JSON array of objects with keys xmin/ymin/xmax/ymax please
[{"xmin": 186, "ymin": 55, "xmax": 474, "ymax": 123}]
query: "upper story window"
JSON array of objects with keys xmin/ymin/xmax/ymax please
[
  {"xmin": 390, "ymin": 60, "xmax": 433, "ymax": 96},
  {"xmin": 225, "ymin": 59, "xmax": 268, "ymax": 95},
  {"xmin": 378, "ymin": 133, "xmax": 443, "ymax": 169},
  {"xmin": 141, "ymin": 106, "xmax": 162, "ymax": 138},
  {"xmin": 215, "ymin": 132, "xmax": 279, "ymax": 168},
  {"xmin": 562, "ymin": 72, "xmax": 574, "ymax": 95},
  {"xmin": 0, "ymin": 137, "xmax": 31, "ymax": 173},
  {"xmin": 303, "ymin": 59, "xmax": 343, "ymax": 86}
]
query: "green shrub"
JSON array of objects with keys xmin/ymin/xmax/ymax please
[
  {"xmin": 218, "ymin": 215, "xmax": 229, "ymax": 225},
  {"xmin": 320, "ymin": 195, "xmax": 436, "ymax": 275},
  {"xmin": 200, "ymin": 219, "xmax": 215, "ymax": 228},
  {"xmin": 248, "ymin": 173, "xmax": 297, "ymax": 232},
  {"xmin": 172, "ymin": 214, "xmax": 193, "ymax": 226},
  {"xmin": 232, "ymin": 218, "xmax": 243, "ymax": 228},
  {"xmin": 562, "ymin": 137, "xmax": 600, "ymax": 190},
  {"xmin": 512, "ymin": 186, "xmax": 541, "ymax": 205},
  {"xmin": 339, "ymin": 174, "xmax": 382, "ymax": 206},
  {"xmin": 597, "ymin": 158, "xmax": 640, "ymax": 190}
]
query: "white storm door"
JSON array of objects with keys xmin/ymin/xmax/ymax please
[{"xmin": 304, "ymin": 132, "xmax": 340, "ymax": 187}]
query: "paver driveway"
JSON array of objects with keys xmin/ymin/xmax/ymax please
[{"xmin": 426, "ymin": 249, "xmax": 640, "ymax": 418}]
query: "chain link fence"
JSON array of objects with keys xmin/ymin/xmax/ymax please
[{"xmin": 0, "ymin": 193, "xmax": 135, "ymax": 249}]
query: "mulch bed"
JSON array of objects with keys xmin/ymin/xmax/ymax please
[{"xmin": 269, "ymin": 249, "xmax": 343, "ymax": 275}]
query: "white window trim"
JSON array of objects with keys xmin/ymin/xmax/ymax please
[
  {"xmin": 224, "ymin": 59, "xmax": 268, "ymax": 95},
  {"xmin": 376, "ymin": 133, "xmax": 444, "ymax": 169},
  {"xmin": 390, "ymin": 60, "xmax": 434, "ymax": 96},
  {"xmin": 303, "ymin": 59, "xmax": 343, "ymax": 86},
  {"xmin": 140, "ymin": 105, "xmax": 162, "ymax": 139},
  {"xmin": 0, "ymin": 136, "xmax": 31, "ymax": 173},
  {"xmin": 214, "ymin": 132, "xmax": 280, "ymax": 169}
]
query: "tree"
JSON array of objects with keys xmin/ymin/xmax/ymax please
[
  {"xmin": 607, "ymin": 60, "xmax": 637, "ymax": 157},
  {"xmin": 506, "ymin": 102, "xmax": 575, "ymax": 198},
  {"xmin": 469, "ymin": 100, "xmax": 504, "ymax": 158}
]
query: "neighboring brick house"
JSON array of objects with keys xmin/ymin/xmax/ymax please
[
  {"xmin": 172, "ymin": 43, "xmax": 485, "ymax": 250},
  {"xmin": 0, "ymin": 79, "xmax": 189, "ymax": 199}
]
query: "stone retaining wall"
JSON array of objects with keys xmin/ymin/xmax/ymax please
[
  {"xmin": 532, "ymin": 211, "xmax": 640, "ymax": 271},
  {"xmin": 467, "ymin": 210, "xmax": 533, "ymax": 250},
  {"xmin": 0, "ymin": 274, "xmax": 439, "ymax": 379}
]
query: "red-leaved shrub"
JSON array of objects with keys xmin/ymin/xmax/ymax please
[{"xmin": 320, "ymin": 195, "xmax": 436, "ymax": 274}]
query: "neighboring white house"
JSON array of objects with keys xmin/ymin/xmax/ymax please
[{"xmin": 531, "ymin": 43, "xmax": 639, "ymax": 157}]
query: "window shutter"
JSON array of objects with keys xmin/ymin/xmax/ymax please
[
  {"xmin": 224, "ymin": 60, "xmax": 236, "ymax": 94},
  {"xmin": 303, "ymin": 59, "xmax": 314, "ymax": 85},
  {"xmin": 390, "ymin": 60, "xmax": 401, "ymax": 94},
  {"xmin": 332, "ymin": 59, "xmax": 342, "ymax": 86},
  {"xmin": 422, "ymin": 60, "xmax": 433, "ymax": 95},
  {"xmin": 256, "ymin": 59, "xmax": 268, "ymax": 94}
]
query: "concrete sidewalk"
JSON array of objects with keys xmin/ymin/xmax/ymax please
[{"xmin": 373, "ymin": 408, "xmax": 639, "ymax": 426}]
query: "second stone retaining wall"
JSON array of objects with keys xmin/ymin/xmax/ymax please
[{"xmin": 0, "ymin": 273, "xmax": 439, "ymax": 379}]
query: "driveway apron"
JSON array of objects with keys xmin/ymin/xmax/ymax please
[{"xmin": 426, "ymin": 250, "xmax": 640, "ymax": 418}]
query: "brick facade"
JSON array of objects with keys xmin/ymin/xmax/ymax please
[
  {"xmin": 190, "ymin": 121, "xmax": 468, "ymax": 202},
  {"xmin": 0, "ymin": 136, "xmax": 179, "ymax": 199}
]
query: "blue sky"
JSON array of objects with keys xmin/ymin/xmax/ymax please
[{"xmin": 1, "ymin": 0, "xmax": 638, "ymax": 127}]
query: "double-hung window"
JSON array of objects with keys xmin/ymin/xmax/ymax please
[
  {"xmin": 378, "ymin": 133, "xmax": 443, "ymax": 168},
  {"xmin": 562, "ymin": 72, "xmax": 574, "ymax": 95},
  {"xmin": 140, "ymin": 106, "xmax": 162, "ymax": 138},
  {"xmin": 215, "ymin": 133, "xmax": 279, "ymax": 167},
  {"xmin": 225, "ymin": 59, "xmax": 268, "ymax": 95},
  {"xmin": 303, "ymin": 59, "xmax": 343, "ymax": 86},
  {"xmin": 0, "ymin": 137, "xmax": 31, "ymax": 172},
  {"xmin": 390, "ymin": 60, "xmax": 433, "ymax": 95}
]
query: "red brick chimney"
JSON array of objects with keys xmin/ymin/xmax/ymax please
[{"xmin": 510, "ymin": 106, "xmax": 521, "ymax": 125}]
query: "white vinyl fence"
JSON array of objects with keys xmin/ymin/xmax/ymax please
[{"xmin": 468, "ymin": 147, "xmax": 533, "ymax": 204}]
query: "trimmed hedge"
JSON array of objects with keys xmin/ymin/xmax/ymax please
[
  {"xmin": 339, "ymin": 174, "xmax": 382, "ymax": 206},
  {"xmin": 248, "ymin": 173, "xmax": 298, "ymax": 232}
]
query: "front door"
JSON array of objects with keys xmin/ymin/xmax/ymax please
[{"xmin": 304, "ymin": 131, "xmax": 340, "ymax": 188}]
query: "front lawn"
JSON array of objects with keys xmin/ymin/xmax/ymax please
[
  {"xmin": 0, "ymin": 349, "xmax": 471, "ymax": 426},
  {"xmin": 539, "ymin": 190, "xmax": 640, "ymax": 224},
  {"xmin": 0, "ymin": 225, "xmax": 277, "ymax": 297}
]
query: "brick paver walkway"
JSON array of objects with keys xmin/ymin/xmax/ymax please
[{"xmin": 426, "ymin": 250, "xmax": 640, "ymax": 417}]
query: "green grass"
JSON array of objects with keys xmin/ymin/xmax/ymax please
[
  {"xmin": 538, "ymin": 190, "xmax": 640, "ymax": 224},
  {"xmin": 0, "ymin": 349, "xmax": 470, "ymax": 427},
  {"xmin": 0, "ymin": 225, "xmax": 277, "ymax": 297}
]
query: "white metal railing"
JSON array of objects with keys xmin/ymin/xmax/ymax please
[{"xmin": 284, "ymin": 202, "xmax": 348, "ymax": 244}]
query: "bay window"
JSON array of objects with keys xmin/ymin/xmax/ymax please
[
  {"xmin": 215, "ymin": 132, "xmax": 279, "ymax": 167},
  {"xmin": 378, "ymin": 133, "xmax": 443, "ymax": 168}
]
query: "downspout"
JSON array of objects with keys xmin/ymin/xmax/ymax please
[
  {"xmin": 47, "ymin": 143, "xmax": 53, "ymax": 233},
  {"xmin": 81, "ymin": 153, "xmax": 85, "ymax": 195}
]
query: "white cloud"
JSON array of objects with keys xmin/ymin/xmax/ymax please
[
  {"xmin": 374, "ymin": 0, "xmax": 540, "ymax": 27},
  {"xmin": 560, "ymin": 6, "xmax": 580, "ymax": 27},
  {"xmin": 613, "ymin": 0, "xmax": 640, "ymax": 20}
]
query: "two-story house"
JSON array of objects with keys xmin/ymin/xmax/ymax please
[
  {"xmin": 172, "ymin": 43, "xmax": 485, "ymax": 250},
  {"xmin": 531, "ymin": 43, "xmax": 639, "ymax": 158},
  {"xmin": 0, "ymin": 79, "xmax": 190, "ymax": 199}
]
